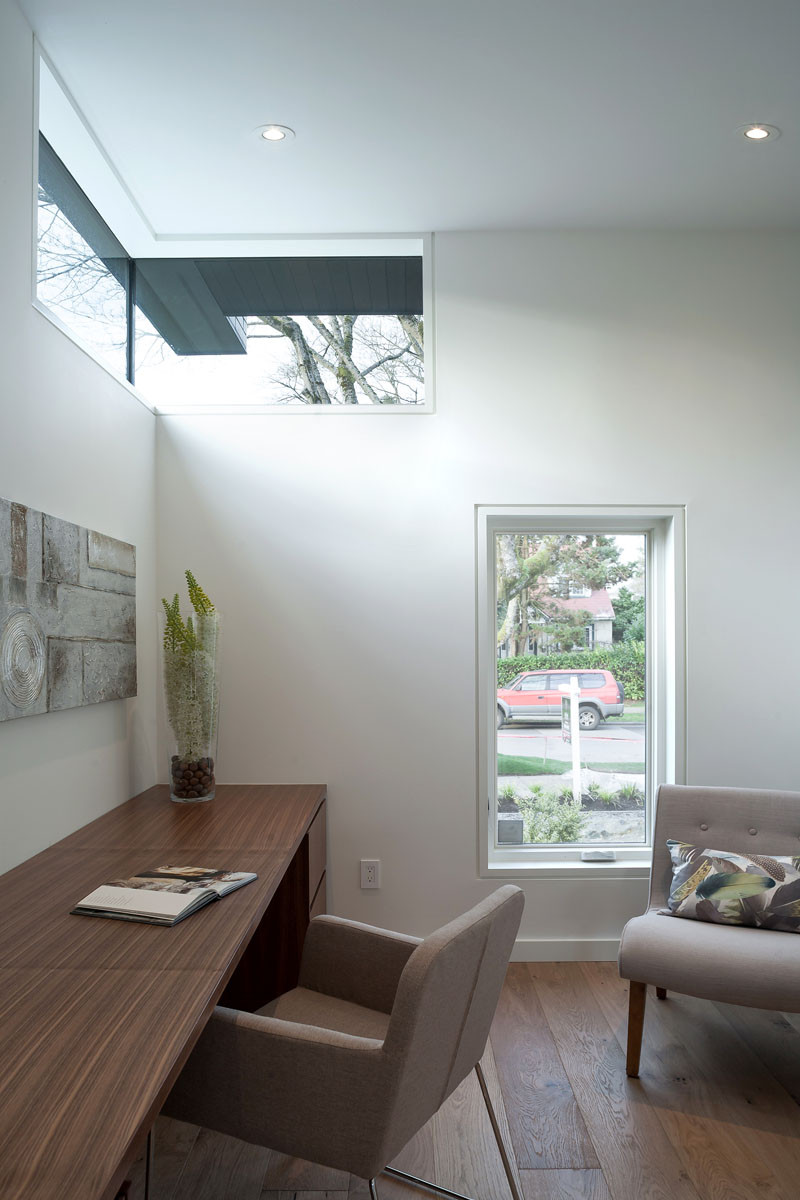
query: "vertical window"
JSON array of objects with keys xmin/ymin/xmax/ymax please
[{"xmin": 477, "ymin": 507, "xmax": 685, "ymax": 871}]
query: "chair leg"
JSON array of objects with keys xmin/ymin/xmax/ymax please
[
  {"xmin": 626, "ymin": 981, "xmax": 647, "ymax": 1078},
  {"xmin": 381, "ymin": 1061, "xmax": 522, "ymax": 1200},
  {"xmin": 369, "ymin": 1178, "xmax": 380, "ymax": 1200},
  {"xmin": 656, "ymin": 987, "xmax": 667, "ymax": 1000},
  {"xmin": 382, "ymin": 1168, "xmax": 475, "ymax": 1200},
  {"xmin": 474, "ymin": 1061, "xmax": 522, "ymax": 1200}
]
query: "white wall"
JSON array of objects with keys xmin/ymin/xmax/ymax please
[
  {"xmin": 157, "ymin": 230, "xmax": 800, "ymax": 953},
  {"xmin": 0, "ymin": 0, "xmax": 158, "ymax": 873}
]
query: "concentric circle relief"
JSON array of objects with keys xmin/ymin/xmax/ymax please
[{"xmin": 1, "ymin": 611, "xmax": 46, "ymax": 708}]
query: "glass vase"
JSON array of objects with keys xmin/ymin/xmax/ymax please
[{"xmin": 161, "ymin": 610, "xmax": 221, "ymax": 804}]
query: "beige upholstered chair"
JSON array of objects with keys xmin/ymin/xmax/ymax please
[
  {"xmin": 619, "ymin": 783, "xmax": 800, "ymax": 1077},
  {"xmin": 164, "ymin": 885, "xmax": 524, "ymax": 1200}
]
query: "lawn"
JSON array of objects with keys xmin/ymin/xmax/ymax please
[
  {"xmin": 606, "ymin": 703, "xmax": 645, "ymax": 724},
  {"xmin": 497, "ymin": 754, "xmax": 645, "ymax": 777}
]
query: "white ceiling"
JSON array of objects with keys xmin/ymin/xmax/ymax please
[{"xmin": 20, "ymin": 0, "xmax": 800, "ymax": 234}]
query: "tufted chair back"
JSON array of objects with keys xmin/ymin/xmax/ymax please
[{"xmin": 649, "ymin": 783, "xmax": 800, "ymax": 910}]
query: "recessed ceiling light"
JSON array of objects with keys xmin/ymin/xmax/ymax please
[
  {"xmin": 740, "ymin": 123, "xmax": 780, "ymax": 142},
  {"xmin": 257, "ymin": 124, "xmax": 295, "ymax": 143}
]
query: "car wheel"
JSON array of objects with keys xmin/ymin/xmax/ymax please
[
  {"xmin": 497, "ymin": 707, "xmax": 506, "ymax": 729},
  {"xmin": 578, "ymin": 705, "xmax": 600, "ymax": 731}
]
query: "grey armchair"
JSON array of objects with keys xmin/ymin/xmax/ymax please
[
  {"xmin": 619, "ymin": 783, "xmax": 800, "ymax": 1077},
  {"xmin": 163, "ymin": 885, "xmax": 524, "ymax": 1200}
]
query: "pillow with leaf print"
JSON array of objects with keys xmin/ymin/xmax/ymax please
[{"xmin": 666, "ymin": 841, "xmax": 800, "ymax": 932}]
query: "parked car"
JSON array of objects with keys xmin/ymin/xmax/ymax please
[{"xmin": 496, "ymin": 668, "xmax": 624, "ymax": 730}]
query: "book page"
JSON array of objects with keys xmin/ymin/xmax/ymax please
[{"xmin": 77, "ymin": 884, "xmax": 207, "ymax": 919}]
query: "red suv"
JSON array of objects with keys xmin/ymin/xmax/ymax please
[{"xmin": 497, "ymin": 669, "xmax": 624, "ymax": 730}]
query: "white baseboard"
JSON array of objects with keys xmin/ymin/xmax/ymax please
[{"xmin": 511, "ymin": 937, "xmax": 619, "ymax": 962}]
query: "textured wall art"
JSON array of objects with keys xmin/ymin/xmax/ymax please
[{"xmin": 0, "ymin": 498, "xmax": 136, "ymax": 722}]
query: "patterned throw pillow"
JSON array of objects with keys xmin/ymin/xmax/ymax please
[{"xmin": 666, "ymin": 841, "xmax": 800, "ymax": 932}]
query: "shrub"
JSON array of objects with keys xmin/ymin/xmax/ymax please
[
  {"xmin": 497, "ymin": 641, "xmax": 646, "ymax": 701},
  {"xmin": 617, "ymin": 781, "xmax": 645, "ymax": 807},
  {"xmin": 516, "ymin": 787, "xmax": 584, "ymax": 843},
  {"xmin": 498, "ymin": 782, "xmax": 521, "ymax": 811}
]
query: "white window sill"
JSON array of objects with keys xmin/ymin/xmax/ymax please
[{"xmin": 484, "ymin": 849, "xmax": 652, "ymax": 881}]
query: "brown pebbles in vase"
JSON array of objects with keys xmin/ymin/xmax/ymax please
[{"xmin": 171, "ymin": 755, "xmax": 215, "ymax": 801}]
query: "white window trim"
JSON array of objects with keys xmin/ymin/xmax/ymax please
[{"xmin": 476, "ymin": 504, "xmax": 686, "ymax": 879}]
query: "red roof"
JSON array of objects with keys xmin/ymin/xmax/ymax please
[{"xmin": 536, "ymin": 587, "xmax": 615, "ymax": 619}]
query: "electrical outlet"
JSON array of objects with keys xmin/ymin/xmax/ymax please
[{"xmin": 360, "ymin": 859, "xmax": 381, "ymax": 889}]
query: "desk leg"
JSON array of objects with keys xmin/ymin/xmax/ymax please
[{"xmin": 144, "ymin": 1128, "xmax": 154, "ymax": 1200}]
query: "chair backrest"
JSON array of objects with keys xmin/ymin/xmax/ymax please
[
  {"xmin": 650, "ymin": 783, "xmax": 800, "ymax": 909},
  {"xmin": 378, "ymin": 885, "xmax": 524, "ymax": 1162}
]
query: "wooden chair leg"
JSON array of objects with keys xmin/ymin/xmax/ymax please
[
  {"xmin": 626, "ymin": 981, "xmax": 647, "ymax": 1077},
  {"xmin": 656, "ymin": 987, "xmax": 667, "ymax": 1000}
]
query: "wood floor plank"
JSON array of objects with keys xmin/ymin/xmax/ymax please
[
  {"xmin": 432, "ymin": 1047, "xmax": 522, "ymax": 1200},
  {"xmin": 529, "ymin": 962, "xmax": 702, "ymax": 1200},
  {"xmin": 586, "ymin": 963, "xmax": 794, "ymax": 1200},
  {"xmin": 781, "ymin": 1011, "xmax": 800, "ymax": 1037},
  {"xmin": 172, "ymin": 1127, "xmax": 271, "ymax": 1200},
  {"xmin": 715, "ymin": 1001, "xmax": 800, "ymax": 1107},
  {"xmin": 520, "ymin": 1168, "xmax": 612, "ymax": 1200},
  {"xmin": 126, "ymin": 1116, "xmax": 200, "ymax": 1200},
  {"xmin": 492, "ymin": 964, "xmax": 599, "ymax": 1169},
  {"xmin": 261, "ymin": 1150, "xmax": 349, "ymax": 1192},
  {"xmin": 262, "ymin": 1193, "xmax": 347, "ymax": 1200}
]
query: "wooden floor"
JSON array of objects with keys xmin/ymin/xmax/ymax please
[{"xmin": 129, "ymin": 962, "xmax": 800, "ymax": 1200}]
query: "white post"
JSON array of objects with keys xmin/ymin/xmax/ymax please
[
  {"xmin": 570, "ymin": 679, "xmax": 582, "ymax": 805},
  {"xmin": 560, "ymin": 680, "xmax": 583, "ymax": 805}
]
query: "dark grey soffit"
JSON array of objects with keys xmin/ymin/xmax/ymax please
[
  {"xmin": 135, "ymin": 255, "xmax": 423, "ymax": 355},
  {"xmin": 38, "ymin": 135, "xmax": 127, "ymax": 279},
  {"xmin": 193, "ymin": 256, "xmax": 423, "ymax": 317},
  {"xmin": 135, "ymin": 261, "xmax": 248, "ymax": 356}
]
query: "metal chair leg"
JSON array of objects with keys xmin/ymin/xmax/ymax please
[
  {"xmin": 381, "ymin": 1062, "xmax": 521, "ymax": 1200},
  {"xmin": 369, "ymin": 1178, "xmax": 380, "ymax": 1200},
  {"xmin": 382, "ymin": 1167, "xmax": 476, "ymax": 1200},
  {"xmin": 474, "ymin": 1062, "xmax": 522, "ymax": 1200}
]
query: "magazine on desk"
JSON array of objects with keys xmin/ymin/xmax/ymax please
[{"xmin": 71, "ymin": 865, "xmax": 257, "ymax": 926}]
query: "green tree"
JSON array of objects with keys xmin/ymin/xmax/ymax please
[
  {"xmin": 496, "ymin": 534, "xmax": 633, "ymax": 657},
  {"xmin": 612, "ymin": 587, "xmax": 646, "ymax": 643}
]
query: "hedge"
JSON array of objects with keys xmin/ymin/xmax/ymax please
[{"xmin": 497, "ymin": 642, "xmax": 646, "ymax": 701}]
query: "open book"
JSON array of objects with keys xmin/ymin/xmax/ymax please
[{"xmin": 71, "ymin": 865, "xmax": 257, "ymax": 926}]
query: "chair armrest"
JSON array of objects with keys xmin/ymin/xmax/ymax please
[
  {"xmin": 298, "ymin": 915, "xmax": 421, "ymax": 1013},
  {"xmin": 164, "ymin": 1007, "xmax": 395, "ymax": 1173}
]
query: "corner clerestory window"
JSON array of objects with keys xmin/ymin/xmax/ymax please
[{"xmin": 35, "ymin": 138, "xmax": 426, "ymax": 412}]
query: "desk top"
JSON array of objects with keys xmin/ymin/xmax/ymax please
[{"xmin": 0, "ymin": 783, "xmax": 326, "ymax": 1200}]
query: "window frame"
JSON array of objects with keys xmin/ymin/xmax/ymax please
[{"xmin": 476, "ymin": 505, "xmax": 686, "ymax": 880}]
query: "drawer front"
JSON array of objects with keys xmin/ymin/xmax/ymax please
[
  {"xmin": 310, "ymin": 871, "xmax": 327, "ymax": 919},
  {"xmin": 308, "ymin": 801, "xmax": 326, "ymax": 906}
]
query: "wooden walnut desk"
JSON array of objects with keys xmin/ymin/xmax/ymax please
[{"xmin": 0, "ymin": 783, "xmax": 327, "ymax": 1200}]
